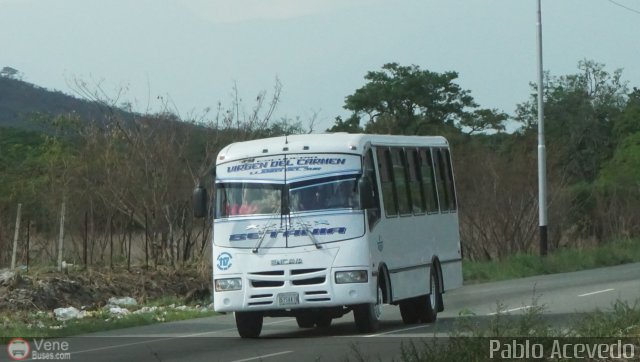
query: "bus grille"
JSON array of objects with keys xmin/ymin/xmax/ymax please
[
  {"xmin": 248, "ymin": 268, "xmax": 328, "ymax": 289},
  {"xmin": 291, "ymin": 277, "xmax": 325, "ymax": 285},
  {"xmin": 251, "ymin": 280, "xmax": 284, "ymax": 288}
]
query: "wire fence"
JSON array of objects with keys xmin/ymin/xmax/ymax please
[{"xmin": 1, "ymin": 202, "xmax": 212, "ymax": 271}]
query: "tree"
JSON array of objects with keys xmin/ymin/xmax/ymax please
[
  {"xmin": 612, "ymin": 87, "xmax": 640, "ymax": 144},
  {"xmin": 0, "ymin": 66, "xmax": 20, "ymax": 79},
  {"xmin": 327, "ymin": 115, "xmax": 363, "ymax": 133},
  {"xmin": 333, "ymin": 62, "xmax": 505, "ymax": 135},
  {"xmin": 593, "ymin": 90, "xmax": 640, "ymax": 239},
  {"xmin": 598, "ymin": 133, "xmax": 640, "ymax": 189},
  {"xmin": 515, "ymin": 60, "xmax": 627, "ymax": 183},
  {"xmin": 595, "ymin": 131, "xmax": 640, "ymax": 238},
  {"xmin": 460, "ymin": 108, "xmax": 508, "ymax": 135}
]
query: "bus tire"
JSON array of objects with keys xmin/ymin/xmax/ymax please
[
  {"xmin": 399, "ymin": 299, "xmax": 420, "ymax": 324},
  {"xmin": 235, "ymin": 311, "xmax": 263, "ymax": 338},
  {"xmin": 434, "ymin": 261, "xmax": 445, "ymax": 312},
  {"xmin": 419, "ymin": 268, "xmax": 439, "ymax": 323},
  {"xmin": 353, "ymin": 283, "xmax": 383, "ymax": 333}
]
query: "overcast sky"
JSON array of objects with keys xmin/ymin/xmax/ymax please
[{"xmin": 1, "ymin": 0, "xmax": 638, "ymax": 131}]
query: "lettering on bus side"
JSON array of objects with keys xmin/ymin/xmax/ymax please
[
  {"xmin": 227, "ymin": 162, "xmax": 269, "ymax": 173},
  {"xmin": 226, "ymin": 158, "xmax": 346, "ymax": 174},
  {"xmin": 229, "ymin": 227, "xmax": 347, "ymax": 241}
]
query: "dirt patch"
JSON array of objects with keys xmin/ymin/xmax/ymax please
[{"xmin": 0, "ymin": 267, "xmax": 212, "ymax": 313}]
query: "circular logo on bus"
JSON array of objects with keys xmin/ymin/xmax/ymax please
[
  {"xmin": 7, "ymin": 338, "xmax": 30, "ymax": 361},
  {"xmin": 216, "ymin": 252, "xmax": 233, "ymax": 271}
]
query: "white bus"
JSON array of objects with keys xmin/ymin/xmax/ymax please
[{"xmin": 193, "ymin": 133, "xmax": 463, "ymax": 338}]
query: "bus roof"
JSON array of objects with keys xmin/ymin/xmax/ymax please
[{"xmin": 217, "ymin": 133, "xmax": 449, "ymax": 163}]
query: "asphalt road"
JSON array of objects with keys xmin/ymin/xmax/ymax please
[{"xmin": 11, "ymin": 262, "xmax": 640, "ymax": 362}]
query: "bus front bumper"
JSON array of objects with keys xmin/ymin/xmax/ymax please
[{"xmin": 213, "ymin": 270, "xmax": 375, "ymax": 313}]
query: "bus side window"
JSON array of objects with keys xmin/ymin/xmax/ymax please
[
  {"xmin": 377, "ymin": 147, "xmax": 398, "ymax": 217},
  {"xmin": 391, "ymin": 147, "xmax": 411, "ymax": 215},
  {"xmin": 420, "ymin": 148, "xmax": 439, "ymax": 213},
  {"xmin": 434, "ymin": 148, "xmax": 450, "ymax": 212},
  {"xmin": 364, "ymin": 149, "xmax": 381, "ymax": 229},
  {"xmin": 406, "ymin": 148, "xmax": 425, "ymax": 214},
  {"xmin": 442, "ymin": 148, "xmax": 457, "ymax": 211}
]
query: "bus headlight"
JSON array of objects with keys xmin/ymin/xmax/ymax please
[
  {"xmin": 215, "ymin": 278, "xmax": 242, "ymax": 291},
  {"xmin": 335, "ymin": 270, "xmax": 368, "ymax": 284}
]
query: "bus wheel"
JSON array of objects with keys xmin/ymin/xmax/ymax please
[
  {"xmin": 295, "ymin": 312, "xmax": 315, "ymax": 328},
  {"xmin": 353, "ymin": 284, "xmax": 383, "ymax": 333},
  {"xmin": 418, "ymin": 269, "xmax": 439, "ymax": 323},
  {"xmin": 235, "ymin": 311, "xmax": 263, "ymax": 338},
  {"xmin": 399, "ymin": 299, "xmax": 420, "ymax": 324}
]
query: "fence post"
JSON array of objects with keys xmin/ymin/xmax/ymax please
[
  {"xmin": 127, "ymin": 211, "xmax": 132, "ymax": 271},
  {"xmin": 57, "ymin": 202, "xmax": 66, "ymax": 272},
  {"xmin": 109, "ymin": 217, "xmax": 114, "ymax": 270},
  {"xmin": 84, "ymin": 210, "xmax": 88, "ymax": 269},
  {"xmin": 10, "ymin": 203, "xmax": 22, "ymax": 270},
  {"xmin": 144, "ymin": 211, "xmax": 149, "ymax": 268},
  {"xmin": 26, "ymin": 217, "xmax": 30, "ymax": 271}
]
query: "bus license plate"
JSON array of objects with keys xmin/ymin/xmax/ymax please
[{"xmin": 277, "ymin": 293, "xmax": 299, "ymax": 306}]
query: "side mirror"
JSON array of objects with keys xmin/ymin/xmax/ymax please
[
  {"xmin": 193, "ymin": 185, "xmax": 208, "ymax": 218},
  {"xmin": 358, "ymin": 177, "xmax": 375, "ymax": 210}
]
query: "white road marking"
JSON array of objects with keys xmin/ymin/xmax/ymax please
[
  {"xmin": 578, "ymin": 288, "xmax": 614, "ymax": 297},
  {"xmin": 488, "ymin": 305, "xmax": 531, "ymax": 315},
  {"xmin": 68, "ymin": 334, "xmax": 211, "ymax": 357},
  {"xmin": 229, "ymin": 351, "xmax": 294, "ymax": 362},
  {"xmin": 363, "ymin": 324, "xmax": 429, "ymax": 337},
  {"xmin": 364, "ymin": 332, "xmax": 452, "ymax": 338},
  {"xmin": 69, "ymin": 318, "xmax": 297, "ymax": 355}
]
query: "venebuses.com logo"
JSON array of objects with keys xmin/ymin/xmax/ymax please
[
  {"xmin": 7, "ymin": 338, "xmax": 30, "ymax": 361},
  {"xmin": 6, "ymin": 337, "xmax": 71, "ymax": 360}
]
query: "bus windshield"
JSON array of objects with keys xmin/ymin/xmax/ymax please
[
  {"xmin": 215, "ymin": 176, "xmax": 360, "ymax": 218},
  {"xmin": 290, "ymin": 176, "xmax": 359, "ymax": 212}
]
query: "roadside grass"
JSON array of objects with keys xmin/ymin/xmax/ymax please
[
  {"xmin": 343, "ymin": 295, "xmax": 640, "ymax": 361},
  {"xmin": 392, "ymin": 298, "xmax": 640, "ymax": 362},
  {"xmin": 0, "ymin": 299, "xmax": 216, "ymax": 343},
  {"xmin": 572, "ymin": 300, "xmax": 640, "ymax": 338},
  {"xmin": 463, "ymin": 238, "xmax": 640, "ymax": 283}
]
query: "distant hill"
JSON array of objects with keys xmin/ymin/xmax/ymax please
[{"xmin": 0, "ymin": 76, "xmax": 133, "ymax": 131}]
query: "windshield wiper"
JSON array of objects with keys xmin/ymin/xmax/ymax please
[
  {"xmin": 289, "ymin": 214, "xmax": 322, "ymax": 249},
  {"xmin": 252, "ymin": 203, "xmax": 281, "ymax": 253},
  {"xmin": 252, "ymin": 228, "xmax": 270, "ymax": 253}
]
